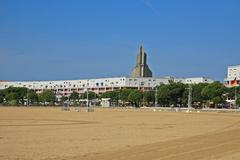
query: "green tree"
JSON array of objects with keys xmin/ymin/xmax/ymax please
[
  {"xmin": 101, "ymin": 90, "xmax": 120, "ymax": 101},
  {"xmin": 4, "ymin": 87, "xmax": 30, "ymax": 105},
  {"xmin": 168, "ymin": 82, "xmax": 186, "ymax": 106},
  {"xmin": 143, "ymin": 90, "xmax": 155, "ymax": 106},
  {"xmin": 128, "ymin": 90, "xmax": 143, "ymax": 107},
  {"xmin": 38, "ymin": 90, "xmax": 56, "ymax": 105},
  {"xmin": 69, "ymin": 91, "xmax": 79, "ymax": 106},
  {"xmin": 119, "ymin": 89, "xmax": 133, "ymax": 104},
  {"xmin": 5, "ymin": 92, "xmax": 17, "ymax": 105},
  {"xmin": 224, "ymin": 86, "xmax": 240, "ymax": 100},
  {"xmin": 192, "ymin": 83, "xmax": 209, "ymax": 106},
  {"xmin": 28, "ymin": 90, "xmax": 38, "ymax": 105},
  {"xmin": 201, "ymin": 82, "xmax": 226, "ymax": 107},
  {"xmin": 70, "ymin": 91, "xmax": 79, "ymax": 101},
  {"xmin": 236, "ymin": 98, "xmax": 240, "ymax": 107},
  {"xmin": 157, "ymin": 84, "xmax": 170, "ymax": 106},
  {"xmin": 60, "ymin": 96, "xmax": 68, "ymax": 103},
  {"xmin": 0, "ymin": 90, "xmax": 4, "ymax": 103},
  {"xmin": 80, "ymin": 91, "xmax": 97, "ymax": 100},
  {"xmin": 212, "ymin": 96, "xmax": 224, "ymax": 106}
]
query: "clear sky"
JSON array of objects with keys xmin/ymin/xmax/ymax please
[{"xmin": 0, "ymin": 0, "xmax": 240, "ymax": 81}]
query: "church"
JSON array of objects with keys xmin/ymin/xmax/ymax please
[{"xmin": 130, "ymin": 45, "xmax": 152, "ymax": 78}]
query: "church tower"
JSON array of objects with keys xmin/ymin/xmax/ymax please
[{"xmin": 130, "ymin": 45, "xmax": 152, "ymax": 77}]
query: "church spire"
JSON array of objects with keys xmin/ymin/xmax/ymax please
[{"xmin": 130, "ymin": 45, "xmax": 153, "ymax": 78}]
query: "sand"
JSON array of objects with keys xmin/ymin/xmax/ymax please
[{"xmin": 0, "ymin": 107, "xmax": 240, "ymax": 160}]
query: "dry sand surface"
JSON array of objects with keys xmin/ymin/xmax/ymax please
[{"xmin": 0, "ymin": 107, "xmax": 240, "ymax": 160}]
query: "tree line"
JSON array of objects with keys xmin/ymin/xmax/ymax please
[
  {"xmin": 0, "ymin": 81, "xmax": 239, "ymax": 108},
  {"xmin": 102, "ymin": 81, "xmax": 240, "ymax": 108},
  {"xmin": 0, "ymin": 87, "xmax": 98, "ymax": 106}
]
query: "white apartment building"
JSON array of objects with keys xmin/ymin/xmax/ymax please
[
  {"xmin": 224, "ymin": 65, "xmax": 240, "ymax": 87},
  {"xmin": 0, "ymin": 76, "xmax": 214, "ymax": 97},
  {"xmin": 175, "ymin": 77, "xmax": 214, "ymax": 84}
]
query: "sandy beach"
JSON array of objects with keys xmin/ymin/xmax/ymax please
[{"xmin": 0, "ymin": 107, "xmax": 240, "ymax": 160}]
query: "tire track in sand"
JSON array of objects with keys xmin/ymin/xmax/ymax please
[{"xmin": 76, "ymin": 128, "xmax": 240, "ymax": 160}]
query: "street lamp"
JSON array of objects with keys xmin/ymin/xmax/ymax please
[
  {"xmin": 234, "ymin": 86, "xmax": 238, "ymax": 109},
  {"xmin": 26, "ymin": 89, "xmax": 29, "ymax": 107},
  {"xmin": 155, "ymin": 86, "xmax": 158, "ymax": 107},
  {"xmin": 187, "ymin": 84, "xmax": 192, "ymax": 109},
  {"xmin": 86, "ymin": 87, "xmax": 89, "ymax": 108}
]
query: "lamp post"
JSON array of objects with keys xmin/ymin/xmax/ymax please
[
  {"xmin": 234, "ymin": 86, "xmax": 238, "ymax": 109},
  {"xmin": 86, "ymin": 87, "xmax": 89, "ymax": 108},
  {"xmin": 187, "ymin": 84, "xmax": 192, "ymax": 109},
  {"xmin": 26, "ymin": 89, "xmax": 29, "ymax": 107},
  {"xmin": 155, "ymin": 86, "xmax": 158, "ymax": 107}
]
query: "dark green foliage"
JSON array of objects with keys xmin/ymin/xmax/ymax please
[
  {"xmin": 128, "ymin": 90, "xmax": 143, "ymax": 107},
  {"xmin": 0, "ymin": 90, "xmax": 4, "ymax": 103},
  {"xmin": 157, "ymin": 84, "xmax": 170, "ymax": 106},
  {"xmin": 38, "ymin": 90, "xmax": 56, "ymax": 105},
  {"xmin": 69, "ymin": 91, "xmax": 79, "ymax": 101},
  {"xmin": 101, "ymin": 90, "xmax": 120, "ymax": 101},
  {"xmin": 119, "ymin": 89, "xmax": 133, "ymax": 102},
  {"xmin": 201, "ymin": 82, "xmax": 226, "ymax": 107},
  {"xmin": 60, "ymin": 96, "xmax": 68, "ymax": 102},
  {"xmin": 156, "ymin": 82, "xmax": 228, "ymax": 108},
  {"xmin": 168, "ymin": 82, "xmax": 187, "ymax": 106},
  {"xmin": 0, "ymin": 82, "xmax": 236, "ymax": 108},
  {"xmin": 1, "ymin": 87, "xmax": 38, "ymax": 105},
  {"xmin": 28, "ymin": 90, "xmax": 38, "ymax": 104},
  {"xmin": 80, "ymin": 91, "xmax": 97, "ymax": 100},
  {"xmin": 236, "ymin": 98, "xmax": 240, "ymax": 106},
  {"xmin": 4, "ymin": 87, "xmax": 27, "ymax": 105},
  {"xmin": 143, "ymin": 90, "xmax": 155, "ymax": 106},
  {"xmin": 157, "ymin": 83, "xmax": 187, "ymax": 107},
  {"xmin": 192, "ymin": 83, "xmax": 208, "ymax": 104}
]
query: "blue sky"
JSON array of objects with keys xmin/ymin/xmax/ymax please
[{"xmin": 0, "ymin": 0, "xmax": 240, "ymax": 81}]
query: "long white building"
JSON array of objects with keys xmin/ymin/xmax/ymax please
[
  {"xmin": 175, "ymin": 77, "xmax": 214, "ymax": 84},
  {"xmin": 0, "ymin": 77, "xmax": 214, "ymax": 97}
]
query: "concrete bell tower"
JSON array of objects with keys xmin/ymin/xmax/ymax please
[{"xmin": 130, "ymin": 45, "xmax": 152, "ymax": 78}]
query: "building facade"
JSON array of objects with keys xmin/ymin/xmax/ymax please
[
  {"xmin": 175, "ymin": 77, "xmax": 214, "ymax": 84},
  {"xmin": 224, "ymin": 65, "xmax": 240, "ymax": 87},
  {"xmin": 0, "ymin": 77, "xmax": 214, "ymax": 97}
]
